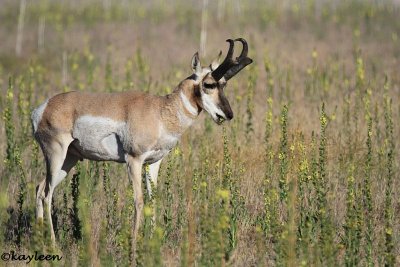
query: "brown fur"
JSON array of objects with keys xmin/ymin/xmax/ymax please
[
  {"xmin": 37, "ymin": 80, "xmax": 202, "ymax": 150},
  {"xmin": 33, "ymin": 79, "xmax": 204, "ymax": 250}
]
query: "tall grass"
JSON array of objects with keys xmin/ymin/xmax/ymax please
[{"xmin": 0, "ymin": 0, "xmax": 399, "ymax": 266}]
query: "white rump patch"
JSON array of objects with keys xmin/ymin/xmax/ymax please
[{"xmin": 31, "ymin": 99, "xmax": 49, "ymax": 133}]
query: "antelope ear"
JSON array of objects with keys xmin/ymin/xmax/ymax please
[
  {"xmin": 210, "ymin": 50, "xmax": 222, "ymax": 71},
  {"xmin": 191, "ymin": 52, "xmax": 202, "ymax": 74}
]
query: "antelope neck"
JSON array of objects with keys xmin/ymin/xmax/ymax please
[
  {"xmin": 177, "ymin": 86, "xmax": 201, "ymax": 120},
  {"xmin": 179, "ymin": 89, "xmax": 200, "ymax": 119},
  {"xmin": 160, "ymin": 83, "xmax": 202, "ymax": 135}
]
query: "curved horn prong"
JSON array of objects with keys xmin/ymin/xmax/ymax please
[
  {"xmin": 223, "ymin": 38, "xmax": 253, "ymax": 81},
  {"xmin": 211, "ymin": 39, "xmax": 235, "ymax": 81},
  {"xmin": 234, "ymin": 38, "xmax": 248, "ymax": 59},
  {"xmin": 225, "ymin": 39, "xmax": 235, "ymax": 59},
  {"xmin": 211, "ymin": 38, "xmax": 253, "ymax": 81}
]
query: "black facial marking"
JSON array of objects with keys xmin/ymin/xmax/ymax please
[
  {"xmin": 204, "ymin": 82, "xmax": 217, "ymax": 89},
  {"xmin": 187, "ymin": 73, "xmax": 197, "ymax": 80},
  {"xmin": 218, "ymin": 89, "xmax": 233, "ymax": 120},
  {"xmin": 194, "ymin": 83, "xmax": 201, "ymax": 98},
  {"xmin": 193, "ymin": 83, "xmax": 203, "ymax": 112}
]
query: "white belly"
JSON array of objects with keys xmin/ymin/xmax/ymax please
[
  {"xmin": 70, "ymin": 116, "xmax": 181, "ymax": 164},
  {"xmin": 72, "ymin": 115, "xmax": 126, "ymax": 162},
  {"xmin": 142, "ymin": 149, "xmax": 171, "ymax": 164}
]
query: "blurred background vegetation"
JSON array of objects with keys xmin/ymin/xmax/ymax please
[{"xmin": 0, "ymin": 0, "xmax": 399, "ymax": 266}]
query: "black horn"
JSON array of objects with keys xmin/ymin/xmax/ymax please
[
  {"xmin": 223, "ymin": 38, "xmax": 253, "ymax": 81},
  {"xmin": 235, "ymin": 38, "xmax": 248, "ymax": 58},
  {"xmin": 211, "ymin": 39, "xmax": 235, "ymax": 81}
]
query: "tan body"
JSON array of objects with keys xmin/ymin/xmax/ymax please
[
  {"xmin": 36, "ymin": 82, "xmax": 198, "ymax": 164},
  {"xmin": 32, "ymin": 80, "xmax": 200, "ymax": 247},
  {"xmin": 32, "ymin": 38, "xmax": 252, "ymax": 258}
]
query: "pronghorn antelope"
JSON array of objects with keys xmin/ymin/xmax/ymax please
[{"xmin": 31, "ymin": 38, "xmax": 253, "ymax": 245}]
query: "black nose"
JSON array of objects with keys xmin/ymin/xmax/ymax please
[
  {"xmin": 218, "ymin": 94, "xmax": 233, "ymax": 120},
  {"xmin": 226, "ymin": 110, "xmax": 233, "ymax": 120}
]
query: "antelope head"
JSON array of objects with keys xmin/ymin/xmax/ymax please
[{"xmin": 190, "ymin": 38, "xmax": 253, "ymax": 124}]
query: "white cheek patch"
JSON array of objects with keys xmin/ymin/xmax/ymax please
[
  {"xmin": 31, "ymin": 99, "xmax": 49, "ymax": 133},
  {"xmin": 201, "ymin": 93, "xmax": 225, "ymax": 119}
]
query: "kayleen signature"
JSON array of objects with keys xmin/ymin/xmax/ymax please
[{"xmin": 1, "ymin": 250, "xmax": 62, "ymax": 263}]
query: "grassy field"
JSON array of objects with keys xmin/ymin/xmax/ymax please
[{"xmin": 0, "ymin": 0, "xmax": 399, "ymax": 266}]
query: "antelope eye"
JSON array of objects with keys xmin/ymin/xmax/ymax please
[{"xmin": 203, "ymin": 82, "xmax": 217, "ymax": 89}]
